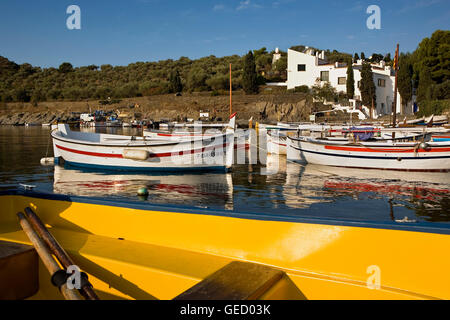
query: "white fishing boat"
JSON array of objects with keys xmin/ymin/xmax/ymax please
[
  {"xmin": 51, "ymin": 114, "xmax": 236, "ymax": 172},
  {"xmin": 399, "ymin": 114, "xmax": 448, "ymax": 127},
  {"xmin": 266, "ymin": 130, "xmax": 292, "ymax": 155},
  {"xmin": 143, "ymin": 129, "xmax": 215, "ymax": 140},
  {"xmin": 293, "ymin": 124, "xmax": 433, "ymax": 143},
  {"xmin": 269, "ymin": 125, "xmax": 409, "ymax": 154},
  {"xmin": 428, "ymin": 115, "xmax": 449, "ymax": 126},
  {"xmin": 258, "ymin": 123, "xmax": 302, "ymax": 131},
  {"xmin": 287, "ymin": 135, "xmax": 450, "ymax": 171},
  {"xmin": 143, "ymin": 119, "xmax": 250, "ymax": 150}
]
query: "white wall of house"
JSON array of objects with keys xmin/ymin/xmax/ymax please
[
  {"xmin": 287, "ymin": 49, "xmax": 407, "ymax": 117},
  {"xmin": 272, "ymin": 47, "xmax": 281, "ymax": 65}
]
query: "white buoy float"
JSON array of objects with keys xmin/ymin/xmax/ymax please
[
  {"xmin": 40, "ymin": 157, "xmax": 55, "ymax": 165},
  {"xmin": 122, "ymin": 149, "xmax": 149, "ymax": 161}
]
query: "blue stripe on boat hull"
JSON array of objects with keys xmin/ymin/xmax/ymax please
[
  {"xmin": 434, "ymin": 138, "xmax": 450, "ymax": 142},
  {"xmin": 291, "ymin": 145, "xmax": 450, "ymax": 160},
  {"xmin": 63, "ymin": 160, "xmax": 229, "ymax": 173}
]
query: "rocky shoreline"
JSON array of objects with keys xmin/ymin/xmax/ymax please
[
  {"xmin": 0, "ymin": 110, "xmax": 73, "ymax": 125},
  {"xmin": 0, "ymin": 92, "xmax": 315, "ymax": 126}
]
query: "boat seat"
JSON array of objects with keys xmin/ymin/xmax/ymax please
[
  {"xmin": 174, "ymin": 261, "xmax": 285, "ymax": 300},
  {"xmin": 0, "ymin": 240, "xmax": 39, "ymax": 299}
]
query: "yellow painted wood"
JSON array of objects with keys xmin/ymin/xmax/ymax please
[{"xmin": 0, "ymin": 194, "xmax": 449, "ymax": 300}]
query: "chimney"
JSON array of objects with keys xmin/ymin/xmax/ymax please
[{"xmin": 321, "ymin": 51, "xmax": 325, "ymax": 60}]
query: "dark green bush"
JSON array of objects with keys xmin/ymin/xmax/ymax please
[
  {"xmin": 416, "ymin": 99, "xmax": 450, "ymax": 117},
  {"xmin": 293, "ymin": 85, "xmax": 309, "ymax": 93},
  {"xmin": 430, "ymin": 81, "xmax": 450, "ymax": 100}
]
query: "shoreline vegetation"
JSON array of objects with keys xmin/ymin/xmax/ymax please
[{"xmin": 0, "ymin": 30, "xmax": 448, "ymax": 124}]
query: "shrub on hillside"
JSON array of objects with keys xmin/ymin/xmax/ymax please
[
  {"xmin": 14, "ymin": 88, "xmax": 30, "ymax": 102},
  {"xmin": 311, "ymin": 81, "xmax": 337, "ymax": 102},
  {"xmin": 206, "ymin": 74, "xmax": 229, "ymax": 91},
  {"xmin": 292, "ymin": 85, "xmax": 309, "ymax": 93},
  {"xmin": 416, "ymin": 99, "xmax": 450, "ymax": 117},
  {"xmin": 429, "ymin": 81, "xmax": 450, "ymax": 100}
]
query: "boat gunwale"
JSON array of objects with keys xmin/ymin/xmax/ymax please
[
  {"xmin": 287, "ymin": 135, "xmax": 450, "ymax": 148},
  {"xmin": 1, "ymin": 188, "xmax": 449, "ymax": 235},
  {"xmin": 51, "ymin": 129, "xmax": 233, "ymax": 148}
]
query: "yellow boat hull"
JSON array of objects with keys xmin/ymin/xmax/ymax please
[{"xmin": 0, "ymin": 190, "xmax": 449, "ymax": 300}]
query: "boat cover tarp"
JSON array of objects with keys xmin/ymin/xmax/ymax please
[{"xmin": 344, "ymin": 127, "xmax": 375, "ymax": 141}]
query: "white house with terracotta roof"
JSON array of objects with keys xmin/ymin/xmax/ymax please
[{"xmin": 286, "ymin": 48, "xmax": 411, "ymax": 117}]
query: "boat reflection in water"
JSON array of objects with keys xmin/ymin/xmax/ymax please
[
  {"xmin": 263, "ymin": 154, "xmax": 450, "ymax": 222},
  {"xmin": 53, "ymin": 165, "xmax": 233, "ymax": 210}
]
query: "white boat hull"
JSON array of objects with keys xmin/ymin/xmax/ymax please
[
  {"xmin": 287, "ymin": 136, "xmax": 450, "ymax": 171},
  {"xmin": 51, "ymin": 115, "xmax": 236, "ymax": 171},
  {"xmin": 144, "ymin": 128, "xmax": 250, "ymax": 150},
  {"xmin": 267, "ymin": 132, "xmax": 287, "ymax": 155}
]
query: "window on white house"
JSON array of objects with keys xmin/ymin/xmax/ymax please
[
  {"xmin": 338, "ymin": 77, "xmax": 346, "ymax": 85},
  {"xmin": 320, "ymin": 71, "xmax": 329, "ymax": 81},
  {"xmin": 378, "ymin": 79, "xmax": 386, "ymax": 87},
  {"xmin": 357, "ymin": 81, "xmax": 361, "ymax": 88},
  {"xmin": 297, "ymin": 64, "xmax": 306, "ymax": 71}
]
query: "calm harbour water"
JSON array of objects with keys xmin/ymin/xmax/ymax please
[{"xmin": 1, "ymin": 126, "xmax": 449, "ymax": 223}]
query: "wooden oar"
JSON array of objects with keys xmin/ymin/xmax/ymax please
[
  {"xmin": 17, "ymin": 212, "xmax": 81, "ymax": 300},
  {"xmin": 24, "ymin": 207, "xmax": 99, "ymax": 300}
]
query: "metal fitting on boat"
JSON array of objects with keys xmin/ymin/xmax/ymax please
[{"xmin": 419, "ymin": 142, "xmax": 430, "ymax": 150}]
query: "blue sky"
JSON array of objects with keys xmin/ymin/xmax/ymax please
[{"xmin": 0, "ymin": 0, "xmax": 449, "ymax": 67}]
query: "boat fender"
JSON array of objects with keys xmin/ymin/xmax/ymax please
[
  {"xmin": 40, "ymin": 157, "xmax": 55, "ymax": 165},
  {"xmin": 122, "ymin": 149, "xmax": 149, "ymax": 160}
]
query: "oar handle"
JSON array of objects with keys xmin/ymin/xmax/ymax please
[
  {"xmin": 17, "ymin": 212, "xmax": 81, "ymax": 300},
  {"xmin": 24, "ymin": 207, "xmax": 99, "ymax": 300}
]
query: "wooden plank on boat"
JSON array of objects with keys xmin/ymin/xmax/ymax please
[
  {"xmin": 0, "ymin": 240, "xmax": 39, "ymax": 300},
  {"xmin": 174, "ymin": 261, "xmax": 284, "ymax": 300}
]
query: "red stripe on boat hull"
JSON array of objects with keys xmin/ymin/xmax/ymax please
[
  {"xmin": 56, "ymin": 143, "xmax": 229, "ymax": 159},
  {"xmin": 324, "ymin": 145, "xmax": 450, "ymax": 153},
  {"xmin": 56, "ymin": 144, "xmax": 123, "ymax": 158},
  {"xmin": 321, "ymin": 164, "xmax": 449, "ymax": 173}
]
